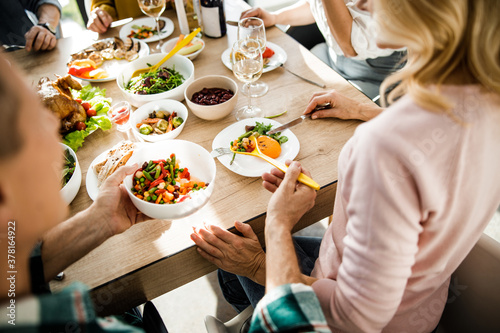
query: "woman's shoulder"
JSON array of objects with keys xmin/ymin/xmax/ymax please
[{"xmin": 353, "ymin": 85, "xmax": 496, "ymax": 156}]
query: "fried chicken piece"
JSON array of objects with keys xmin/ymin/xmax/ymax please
[{"xmin": 37, "ymin": 75, "xmax": 87, "ymax": 134}]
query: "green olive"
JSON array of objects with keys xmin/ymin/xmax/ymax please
[{"xmin": 139, "ymin": 124, "xmax": 153, "ymax": 135}]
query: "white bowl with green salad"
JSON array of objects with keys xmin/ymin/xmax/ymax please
[
  {"xmin": 60, "ymin": 143, "xmax": 82, "ymax": 205},
  {"xmin": 117, "ymin": 53, "xmax": 194, "ymax": 107}
]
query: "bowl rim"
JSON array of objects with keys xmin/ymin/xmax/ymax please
[
  {"xmin": 130, "ymin": 100, "xmax": 189, "ymax": 140},
  {"xmin": 117, "ymin": 53, "xmax": 195, "ymax": 96},
  {"xmin": 124, "ymin": 140, "xmax": 216, "ymax": 208},
  {"xmin": 184, "ymin": 75, "xmax": 239, "ymax": 108}
]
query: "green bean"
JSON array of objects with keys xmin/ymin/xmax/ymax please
[
  {"xmin": 238, "ymin": 131, "xmax": 253, "ymax": 140},
  {"xmin": 143, "ymin": 171, "xmax": 154, "ymax": 182},
  {"xmin": 148, "ymin": 187, "xmax": 158, "ymax": 194},
  {"xmin": 155, "ymin": 165, "xmax": 161, "ymax": 179}
]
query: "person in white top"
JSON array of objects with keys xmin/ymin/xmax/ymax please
[{"xmin": 241, "ymin": 0, "xmax": 406, "ymax": 99}]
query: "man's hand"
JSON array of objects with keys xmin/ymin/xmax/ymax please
[
  {"xmin": 24, "ymin": 25, "xmax": 56, "ymax": 52},
  {"xmin": 240, "ymin": 7, "xmax": 277, "ymax": 27},
  {"xmin": 263, "ymin": 161, "xmax": 316, "ymax": 232},
  {"xmin": 191, "ymin": 222, "xmax": 266, "ymax": 284},
  {"xmin": 87, "ymin": 7, "xmax": 113, "ymax": 33},
  {"xmin": 305, "ymin": 90, "xmax": 383, "ymax": 121},
  {"xmin": 92, "ymin": 164, "xmax": 148, "ymax": 238}
]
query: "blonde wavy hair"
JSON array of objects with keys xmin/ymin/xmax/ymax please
[{"xmin": 376, "ymin": 0, "xmax": 500, "ymax": 114}]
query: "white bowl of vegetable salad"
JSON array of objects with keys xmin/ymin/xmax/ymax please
[
  {"xmin": 60, "ymin": 143, "xmax": 82, "ymax": 205},
  {"xmin": 124, "ymin": 140, "xmax": 216, "ymax": 220},
  {"xmin": 117, "ymin": 53, "xmax": 194, "ymax": 107},
  {"xmin": 131, "ymin": 100, "xmax": 188, "ymax": 142}
]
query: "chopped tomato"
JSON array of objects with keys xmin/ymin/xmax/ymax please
[
  {"xmin": 75, "ymin": 98, "xmax": 83, "ymax": 103},
  {"xmin": 262, "ymin": 47, "xmax": 275, "ymax": 58},
  {"xmin": 179, "ymin": 168, "xmax": 190, "ymax": 180}
]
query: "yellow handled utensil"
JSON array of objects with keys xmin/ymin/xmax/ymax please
[
  {"xmin": 131, "ymin": 27, "xmax": 201, "ymax": 78},
  {"xmin": 231, "ymin": 136, "xmax": 320, "ymax": 191}
]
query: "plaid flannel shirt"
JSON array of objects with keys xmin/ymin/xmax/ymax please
[
  {"xmin": 249, "ymin": 284, "xmax": 332, "ymax": 333},
  {"xmin": 0, "ymin": 282, "xmax": 144, "ymax": 333}
]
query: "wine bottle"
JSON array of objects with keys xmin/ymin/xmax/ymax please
[{"xmin": 200, "ymin": 0, "xmax": 226, "ymax": 38}]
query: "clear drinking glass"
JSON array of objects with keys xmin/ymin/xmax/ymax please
[
  {"xmin": 137, "ymin": 0, "xmax": 167, "ymax": 52},
  {"xmin": 108, "ymin": 101, "xmax": 131, "ymax": 132},
  {"xmin": 232, "ymin": 39, "xmax": 264, "ymax": 120},
  {"xmin": 238, "ymin": 17, "xmax": 268, "ymax": 97}
]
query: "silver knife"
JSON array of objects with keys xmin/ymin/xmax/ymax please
[
  {"xmin": 267, "ymin": 103, "xmax": 331, "ymax": 135},
  {"xmin": 110, "ymin": 17, "xmax": 133, "ymax": 28}
]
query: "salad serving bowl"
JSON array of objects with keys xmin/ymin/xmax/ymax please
[
  {"xmin": 117, "ymin": 53, "xmax": 194, "ymax": 107},
  {"xmin": 124, "ymin": 140, "xmax": 216, "ymax": 220},
  {"xmin": 60, "ymin": 143, "xmax": 82, "ymax": 205}
]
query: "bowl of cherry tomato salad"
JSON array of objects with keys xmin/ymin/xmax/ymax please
[{"xmin": 124, "ymin": 140, "xmax": 216, "ymax": 220}]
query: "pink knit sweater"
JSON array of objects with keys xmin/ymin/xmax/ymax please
[{"xmin": 311, "ymin": 85, "xmax": 500, "ymax": 333}]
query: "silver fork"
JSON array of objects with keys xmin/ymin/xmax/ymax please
[{"xmin": 210, "ymin": 147, "xmax": 233, "ymax": 158}]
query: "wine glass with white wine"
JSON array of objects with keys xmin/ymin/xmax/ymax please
[
  {"xmin": 137, "ymin": 0, "xmax": 166, "ymax": 52},
  {"xmin": 232, "ymin": 38, "xmax": 264, "ymax": 120},
  {"xmin": 238, "ymin": 17, "xmax": 268, "ymax": 97}
]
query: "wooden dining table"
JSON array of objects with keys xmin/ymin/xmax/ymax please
[{"xmin": 7, "ymin": 8, "xmax": 370, "ymax": 316}]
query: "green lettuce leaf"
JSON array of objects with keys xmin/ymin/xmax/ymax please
[
  {"xmin": 63, "ymin": 85, "xmax": 113, "ymax": 151},
  {"xmin": 62, "ymin": 116, "xmax": 112, "ymax": 152}
]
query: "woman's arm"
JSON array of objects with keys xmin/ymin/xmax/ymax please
[
  {"xmin": 241, "ymin": 1, "xmax": 315, "ymax": 27},
  {"xmin": 311, "ymin": 127, "xmax": 422, "ymax": 331},
  {"xmin": 304, "ymin": 90, "xmax": 384, "ymax": 121},
  {"xmin": 322, "ymin": 0, "xmax": 357, "ymax": 57}
]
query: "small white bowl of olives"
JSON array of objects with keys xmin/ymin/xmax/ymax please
[{"xmin": 131, "ymin": 99, "xmax": 188, "ymax": 142}]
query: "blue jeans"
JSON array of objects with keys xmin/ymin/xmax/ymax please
[
  {"xmin": 218, "ymin": 236, "xmax": 323, "ymax": 312},
  {"xmin": 310, "ymin": 43, "xmax": 406, "ymax": 99}
]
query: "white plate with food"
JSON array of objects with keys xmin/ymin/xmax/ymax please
[
  {"xmin": 119, "ymin": 17, "xmax": 174, "ymax": 43},
  {"xmin": 67, "ymin": 37, "xmax": 149, "ymax": 82},
  {"xmin": 220, "ymin": 42, "xmax": 287, "ymax": 74},
  {"xmin": 86, "ymin": 141, "xmax": 137, "ymax": 201},
  {"xmin": 212, "ymin": 118, "xmax": 299, "ymax": 177}
]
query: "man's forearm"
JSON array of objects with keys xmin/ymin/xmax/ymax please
[
  {"xmin": 41, "ymin": 206, "xmax": 111, "ymax": 281},
  {"xmin": 37, "ymin": 3, "xmax": 61, "ymax": 27},
  {"xmin": 274, "ymin": 0, "xmax": 316, "ymax": 26},
  {"xmin": 265, "ymin": 221, "xmax": 315, "ymax": 291},
  {"xmin": 322, "ymin": 0, "xmax": 356, "ymax": 57}
]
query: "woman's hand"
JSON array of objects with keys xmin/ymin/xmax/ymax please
[
  {"xmin": 263, "ymin": 161, "xmax": 316, "ymax": 232},
  {"xmin": 191, "ymin": 221, "xmax": 266, "ymax": 283},
  {"xmin": 240, "ymin": 7, "xmax": 277, "ymax": 27},
  {"xmin": 92, "ymin": 164, "xmax": 149, "ymax": 238},
  {"xmin": 87, "ymin": 7, "xmax": 113, "ymax": 33},
  {"xmin": 305, "ymin": 90, "xmax": 383, "ymax": 121}
]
